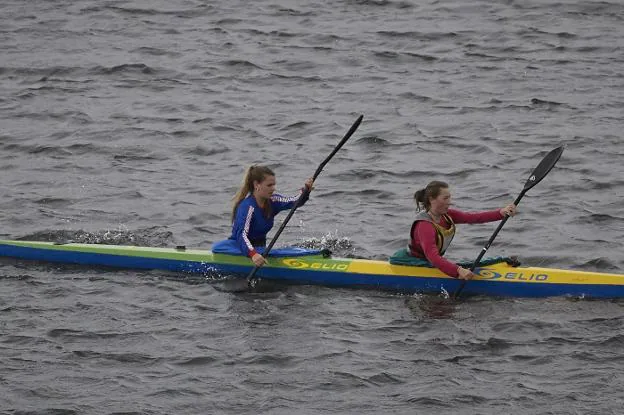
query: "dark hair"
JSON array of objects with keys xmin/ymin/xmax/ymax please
[
  {"xmin": 413, "ymin": 180, "xmax": 449, "ymax": 211},
  {"xmin": 232, "ymin": 165, "xmax": 275, "ymax": 222}
]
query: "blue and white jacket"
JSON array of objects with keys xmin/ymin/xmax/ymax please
[{"xmin": 229, "ymin": 190, "xmax": 309, "ymax": 257}]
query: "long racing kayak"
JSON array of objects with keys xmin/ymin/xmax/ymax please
[{"xmin": 1, "ymin": 239, "xmax": 623, "ymax": 298}]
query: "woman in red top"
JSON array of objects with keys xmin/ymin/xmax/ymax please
[{"xmin": 409, "ymin": 180, "xmax": 517, "ymax": 280}]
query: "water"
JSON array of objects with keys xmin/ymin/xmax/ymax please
[{"xmin": 1, "ymin": 0, "xmax": 624, "ymax": 413}]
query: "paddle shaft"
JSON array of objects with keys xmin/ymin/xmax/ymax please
[
  {"xmin": 453, "ymin": 146, "xmax": 564, "ymax": 299},
  {"xmin": 469, "ymin": 191, "xmax": 524, "ymax": 271},
  {"xmin": 453, "ymin": 194, "xmax": 522, "ymax": 298},
  {"xmin": 246, "ymin": 115, "xmax": 363, "ymax": 283}
]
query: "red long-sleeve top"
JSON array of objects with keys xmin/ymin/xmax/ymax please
[{"xmin": 410, "ymin": 208, "xmax": 504, "ymax": 278}]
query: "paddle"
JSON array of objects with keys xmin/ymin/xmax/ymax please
[
  {"xmin": 453, "ymin": 145, "xmax": 564, "ymax": 299},
  {"xmin": 246, "ymin": 114, "xmax": 364, "ymax": 287}
]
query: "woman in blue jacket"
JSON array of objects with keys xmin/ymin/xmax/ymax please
[{"xmin": 229, "ymin": 165, "xmax": 313, "ymax": 267}]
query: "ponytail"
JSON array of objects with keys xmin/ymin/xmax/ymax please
[
  {"xmin": 414, "ymin": 180, "xmax": 448, "ymax": 211},
  {"xmin": 231, "ymin": 165, "xmax": 275, "ymax": 222},
  {"xmin": 413, "ymin": 188, "xmax": 427, "ymax": 211}
]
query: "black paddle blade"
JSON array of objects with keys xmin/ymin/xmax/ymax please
[{"xmin": 522, "ymin": 146, "xmax": 564, "ymax": 192}]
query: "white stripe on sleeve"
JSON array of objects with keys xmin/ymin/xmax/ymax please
[{"xmin": 242, "ymin": 205, "xmax": 255, "ymax": 251}]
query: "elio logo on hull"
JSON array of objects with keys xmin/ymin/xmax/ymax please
[
  {"xmin": 477, "ymin": 268, "xmax": 549, "ymax": 281},
  {"xmin": 282, "ymin": 258, "xmax": 349, "ymax": 271}
]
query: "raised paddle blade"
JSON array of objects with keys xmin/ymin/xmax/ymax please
[
  {"xmin": 522, "ymin": 145, "xmax": 564, "ymax": 192},
  {"xmin": 246, "ymin": 115, "xmax": 364, "ymax": 285},
  {"xmin": 453, "ymin": 145, "xmax": 565, "ymax": 299}
]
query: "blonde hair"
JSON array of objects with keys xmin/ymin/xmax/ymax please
[
  {"xmin": 231, "ymin": 165, "xmax": 275, "ymax": 222},
  {"xmin": 414, "ymin": 180, "xmax": 448, "ymax": 211}
]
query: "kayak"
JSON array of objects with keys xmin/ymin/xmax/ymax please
[{"xmin": 1, "ymin": 239, "xmax": 623, "ymax": 298}]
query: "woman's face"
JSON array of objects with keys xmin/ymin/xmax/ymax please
[
  {"xmin": 430, "ymin": 187, "xmax": 451, "ymax": 214},
  {"xmin": 254, "ymin": 175, "xmax": 276, "ymax": 200}
]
